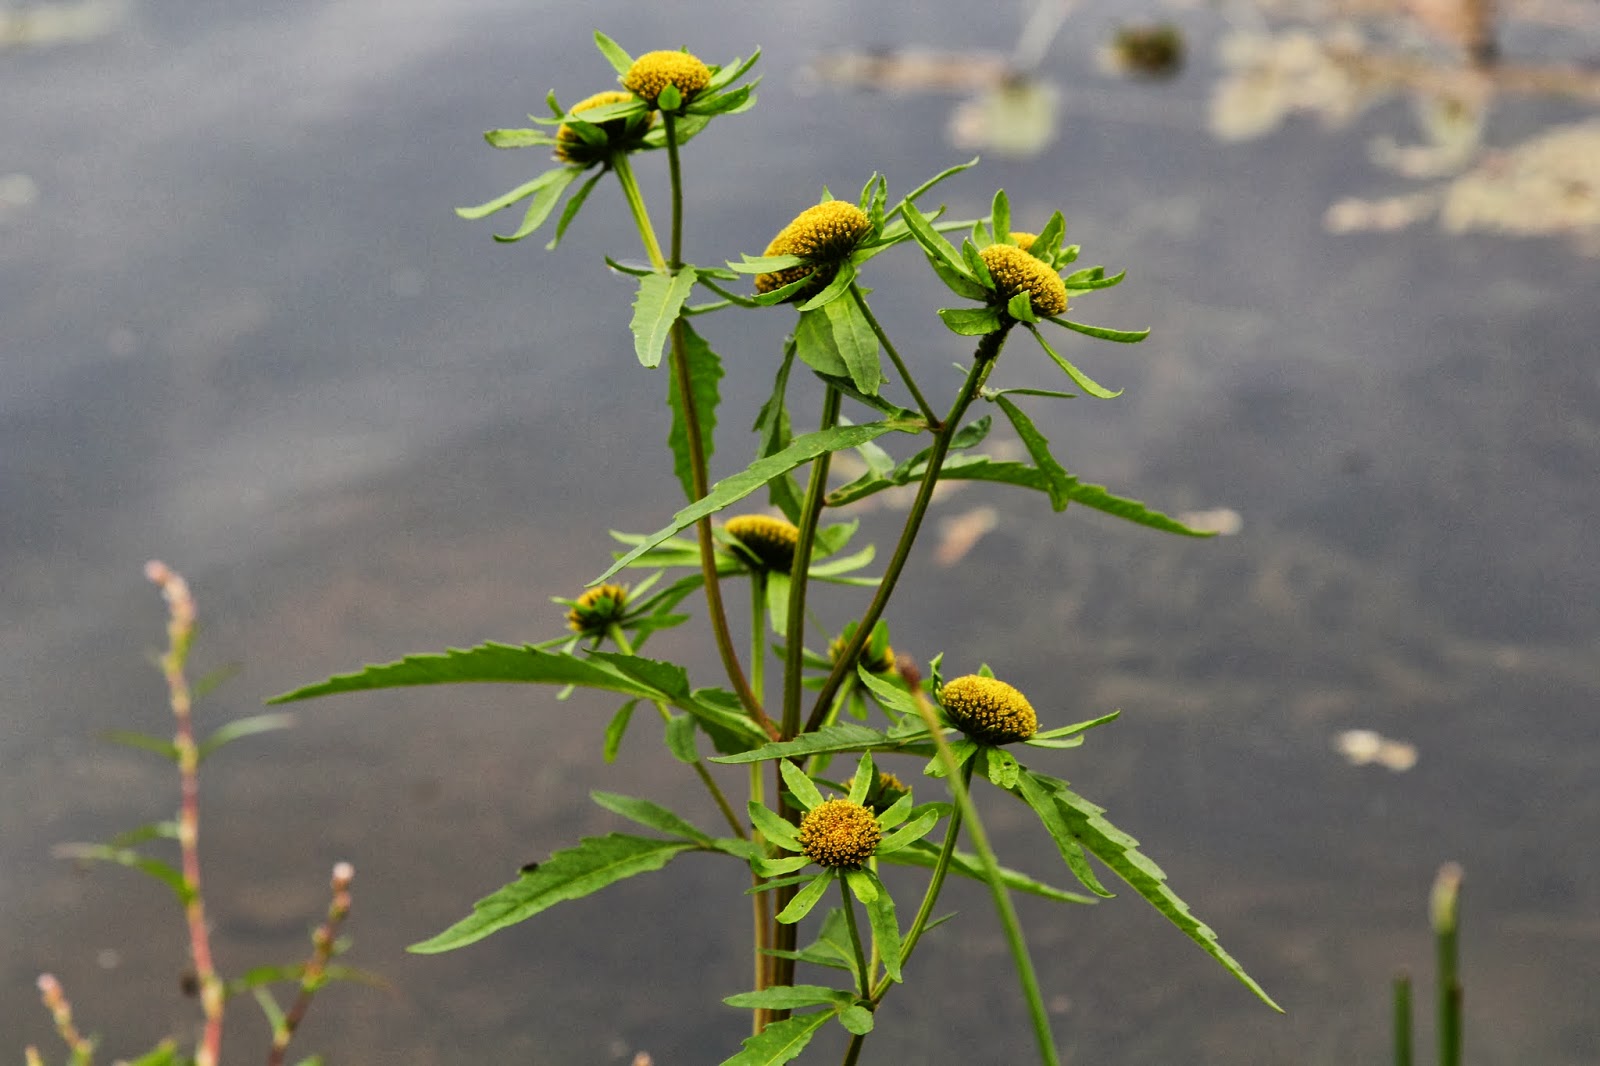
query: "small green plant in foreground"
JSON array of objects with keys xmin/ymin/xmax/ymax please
[
  {"xmin": 27, "ymin": 563, "xmax": 370, "ymax": 1066},
  {"xmin": 268, "ymin": 33, "xmax": 1282, "ymax": 1063}
]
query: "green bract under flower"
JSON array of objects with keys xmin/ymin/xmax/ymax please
[
  {"xmin": 567, "ymin": 583, "xmax": 629, "ymax": 635},
  {"xmin": 940, "ymin": 674, "xmax": 1038, "ymax": 744},
  {"xmin": 798, "ymin": 798, "xmax": 882, "ymax": 868},
  {"xmin": 554, "ymin": 90, "xmax": 654, "ymax": 165},
  {"xmin": 724, "ymin": 514, "xmax": 800, "ymax": 572},
  {"xmin": 754, "ymin": 201, "xmax": 872, "ymax": 301},
  {"xmin": 980, "ymin": 243, "xmax": 1068, "ymax": 319},
  {"xmin": 830, "ymin": 631, "xmax": 895, "ymax": 675},
  {"xmin": 623, "ymin": 49, "xmax": 711, "ymax": 108}
]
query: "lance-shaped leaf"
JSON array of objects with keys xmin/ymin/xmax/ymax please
[
  {"xmin": 269, "ymin": 643, "xmax": 666, "ymax": 705},
  {"xmin": 593, "ymin": 30, "xmax": 633, "ymax": 74},
  {"xmin": 993, "ymin": 395, "xmax": 1072, "ymax": 511},
  {"xmin": 794, "ymin": 306, "xmax": 849, "ymax": 377},
  {"xmin": 709, "ymin": 723, "xmax": 894, "ymax": 764},
  {"xmin": 594, "ymin": 420, "xmax": 918, "ymax": 583},
  {"xmin": 1046, "ymin": 316, "xmax": 1150, "ymax": 344},
  {"xmin": 883, "ymin": 838, "xmax": 1097, "ymax": 904},
  {"xmin": 496, "ymin": 168, "xmax": 584, "ymax": 242},
  {"xmin": 938, "ymin": 306, "xmax": 1003, "ymax": 336},
  {"xmin": 723, "ymin": 985, "xmax": 855, "ymax": 1010},
  {"xmin": 719, "ymin": 1010, "xmax": 833, "ymax": 1066},
  {"xmin": 1026, "ymin": 770, "xmax": 1282, "ymax": 1010},
  {"xmin": 410, "ymin": 834, "xmax": 696, "ymax": 953},
  {"xmin": 591, "ymin": 791, "xmax": 711, "ymax": 844},
  {"xmin": 1026, "ymin": 324, "xmax": 1122, "ymax": 399},
  {"xmin": 665, "ymin": 321, "xmax": 722, "ymax": 500},
  {"xmin": 52, "ymin": 844, "xmax": 192, "ymax": 905},
  {"xmin": 197, "ymin": 713, "xmax": 295, "ymax": 762},
  {"xmin": 821, "ymin": 290, "xmax": 884, "ymax": 396},
  {"xmin": 631, "ymin": 270, "xmax": 698, "ymax": 368},
  {"xmin": 455, "ymin": 166, "xmax": 574, "ymax": 220}
]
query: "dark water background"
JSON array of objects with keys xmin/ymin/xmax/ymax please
[{"xmin": 4, "ymin": 1, "xmax": 1598, "ymax": 1062}]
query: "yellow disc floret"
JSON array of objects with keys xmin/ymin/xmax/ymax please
[
  {"xmin": 567, "ymin": 584, "xmax": 629, "ymax": 635},
  {"xmin": 555, "ymin": 90, "xmax": 652, "ymax": 165},
  {"xmin": 622, "ymin": 50, "xmax": 711, "ymax": 108},
  {"xmin": 979, "ymin": 243, "xmax": 1068, "ymax": 319},
  {"xmin": 798, "ymin": 798, "xmax": 882, "ymax": 868},
  {"xmin": 1009, "ymin": 231, "xmax": 1038, "ymax": 252},
  {"xmin": 754, "ymin": 201, "xmax": 872, "ymax": 299},
  {"xmin": 939, "ymin": 674, "xmax": 1038, "ymax": 744},
  {"xmin": 724, "ymin": 514, "xmax": 800, "ymax": 573}
]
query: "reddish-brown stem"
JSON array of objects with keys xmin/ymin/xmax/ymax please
[
  {"xmin": 267, "ymin": 862, "xmax": 355, "ymax": 1066},
  {"xmin": 146, "ymin": 560, "xmax": 223, "ymax": 1066}
]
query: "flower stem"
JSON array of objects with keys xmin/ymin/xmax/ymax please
[
  {"xmin": 610, "ymin": 154, "xmax": 665, "ymax": 271},
  {"xmin": 839, "ymin": 875, "xmax": 872, "ymax": 997},
  {"xmin": 881, "ymin": 763, "xmax": 968, "ymax": 992},
  {"xmin": 806, "ymin": 326, "xmax": 1011, "ymax": 732},
  {"xmin": 849, "ymin": 283, "xmax": 936, "ymax": 424},
  {"xmin": 910, "ymin": 694, "xmax": 1061, "ymax": 1066},
  {"xmin": 267, "ymin": 862, "xmax": 355, "ymax": 1066},
  {"xmin": 781, "ymin": 386, "xmax": 843, "ymax": 740},
  {"xmin": 613, "ymin": 133, "xmax": 773, "ymax": 739},
  {"xmin": 608, "ymin": 624, "xmax": 744, "ymax": 839}
]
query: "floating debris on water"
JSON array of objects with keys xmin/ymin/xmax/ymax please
[
  {"xmin": 0, "ymin": 0, "xmax": 128, "ymax": 49},
  {"xmin": 1335, "ymin": 728, "xmax": 1419, "ymax": 771},
  {"xmin": 1177, "ymin": 507, "xmax": 1244, "ymax": 536},
  {"xmin": 934, "ymin": 506, "xmax": 999, "ymax": 566},
  {"xmin": 1103, "ymin": 23, "xmax": 1186, "ymax": 81}
]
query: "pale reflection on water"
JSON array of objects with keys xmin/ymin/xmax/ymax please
[{"xmin": 3, "ymin": 2, "xmax": 1598, "ymax": 1063}]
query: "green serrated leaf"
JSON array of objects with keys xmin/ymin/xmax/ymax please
[
  {"xmin": 666, "ymin": 320, "xmax": 723, "ymax": 501},
  {"xmin": 883, "ymin": 838, "xmax": 1097, "ymax": 904},
  {"xmin": 663, "ymin": 712, "xmax": 699, "ymax": 764},
  {"xmin": 493, "ymin": 168, "xmax": 583, "ymax": 242},
  {"xmin": 718, "ymin": 1009, "xmax": 832, "ymax": 1065},
  {"xmin": 821, "ymin": 290, "xmax": 883, "ymax": 396},
  {"xmin": 748, "ymin": 801, "xmax": 803, "ymax": 850},
  {"xmin": 776, "ymin": 870, "xmax": 833, "ymax": 923},
  {"xmin": 993, "ymin": 395, "xmax": 1071, "ymax": 511},
  {"xmin": 631, "ymin": 270, "xmax": 698, "ymax": 368},
  {"xmin": 1027, "ymin": 325, "xmax": 1122, "ymax": 399},
  {"xmin": 710, "ymin": 723, "xmax": 895, "ymax": 765},
  {"xmin": 938, "ymin": 307, "xmax": 1003, "ymax": 336},
  {"xmin": 410, "ymin": 834, "xmax": 696, "ymax": 953},
  {"xmin": 594, "ymin": 420, "xmax": 917, "ymax": 584},
  {"xmin": 593, "ymin": 31, "xmax": 633, "ymax": 74},
  {"xmin": 723, "ymin": 985, "xmax": 853, "ymax": 1010},
  {"xmin": 603, "ymin": 700, "xmax": 636, "ymax": 762},
  {"xmin": 591, "ymin": 790, "xmax": 710, "ymax": 843},
  {"xmin": 861, "ymin": 869, "xmax": 903, "ymax": 982},
  {"xmin": 1035, "ymin": 771, "xmax": 1281, "ymax": 1010},
  {"xmin": 547, "ymin": 169, "xmax": 604, "ymax": 250},
  {"xmin": 752, "ymin": 339, "xmax": 804, "ymax": 521},
  {"xmin": 197, "ymin": 713, "xmax": 295, "ymax": 762},
  {"xmin": 838, "ymin": 1003, "xmax": 874, "ymax": 1034},
  {"xmin": 1046, "ymin": 316, "xmax": 1150, "ymax": 344}
]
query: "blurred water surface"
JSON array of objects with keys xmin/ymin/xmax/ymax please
[{"xmin": 3, "ymin": 1, "xmax": 1598, "ymax": 1062}]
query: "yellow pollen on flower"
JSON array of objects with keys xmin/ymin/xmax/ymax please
[
  {"xmin": 798, "ymin": 798, "xmax": 882, "ymax": 868},
  {"xmin": 724, "ymin": 514, "xmax": 800, "ymax": 572},
  {"xmin": 979, "ymin": 243, "xmax": 1068, "ymax": 318},
  {"xmin": 567, "ymin": 583, "xmax": 629, "ymax": 634},
  {"xmin": 754, "ymin": 201, "xmax": 871, "ymax": 299},
  {"xmin": 939, "ymin": 674, "xmax": 1038, "ymax": 744},
  {"xmin": 622, "ymin": 50, "xmax": 711, "ymax": 108},
  {"xmin": 554, "ymin": 91, "xmax": 651, "ymax": 164}
]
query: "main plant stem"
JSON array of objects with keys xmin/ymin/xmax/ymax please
[
  {"xmin": 147, "ymin": 561, "xmax": 224, "ymax": 1066},
  {"xmin": 807, "ymin": 326, "xmax": 1011, "ymax": 732},
  {"xmin": 611, "ymin": 140, "xmax": 772, "ymax": 738}
]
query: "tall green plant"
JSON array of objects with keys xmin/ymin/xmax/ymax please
[{"xmin": 273, "ymin": 33, "xmax": 1280, "ymax": 1063}]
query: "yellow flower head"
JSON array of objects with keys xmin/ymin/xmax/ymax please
[
  {"xmin": 1009, "ymin": 231, "xmax": 1038, "ymax": 252},
  {"xmin": 622, "ymin": 49, "xmax": 711, "ymax": 108},
  {"xmin": 829, "ymin": 632, "xmax": 896, "ymax": 676},
  {"xmin": 554, "ymin": 90, "xmax": 654, "ymax": 165},
  {"xmin": 798, "ymin": 798, "xmax": 882, "ymax": 868},
  {"xmin": 980, "ymin": 243, "xmax": 1068, "ymax": 319},
  {"xmin": 754, "ymin": 200, "xmax": 872, "ymax": 300},
  {"xmin": 724, "ymin": 514, "xmax": 800, "ymax": 572},
  {"xmin": 868, "ymin": 770, "xmax": 910, "ymax": 814},
  {"xmin": 567, "ymin": 583, "xmax": 629, "ymax": 635},
  {"xmin": 939, "ymin": 674, "xmax": 1038, "ymax": 744}
]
